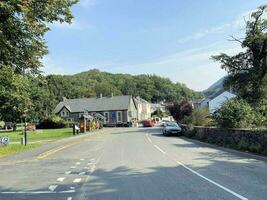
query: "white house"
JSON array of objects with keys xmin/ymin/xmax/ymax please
[
  {"xmin": 133, "ymin": 96, "xmax": 151, "ymax": 121},
  {"xmin": 208, "ymin": 91, "xmax": 236, "ymax": 113}
]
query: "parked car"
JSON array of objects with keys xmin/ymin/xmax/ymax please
[
  {"xmin": 162, "ymin": 122, "xmax": 182, "ymax": 136},
  {"xmin": 160, "ymin": 120, "xmax": 170, "ymax": 127},
  {"xmin": 142, "ymin": 120, "xmax": 155, "ymax": 127}
]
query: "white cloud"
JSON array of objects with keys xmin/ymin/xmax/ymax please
[
  {"xmin": 178, "ymin": 9, "xmax": 257, "ymax": 44},
  {"xmin": 42, "ymin": 56, "xmax": 65, "ymax": 75},
  {"xmin": 104, "ymin": 42, "xmax": 242, "ymax": 91},
  {"xmin": 178, "ymin": 23, "xmax": 231, "ymax": 44}
]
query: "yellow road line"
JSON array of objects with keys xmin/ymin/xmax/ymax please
[{"xmin": 37, "ymin": 142, "xmax": 78, "ymax": 160}]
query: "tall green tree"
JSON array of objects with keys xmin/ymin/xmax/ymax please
[
  {"xmin": 0, "ymin": 0, "xmax": 78, "ymax": 73},
  {"xmin": 0, "ymin": 0, "xmax": 78, "ymax": 121},
  {"xmin": 212, "ymin": 5, "xmax": 267, "ymax": 104}
]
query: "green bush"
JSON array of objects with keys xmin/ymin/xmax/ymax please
[
  {"xmin": 183, "ymin": 107, "xmax": 211, "ymax": 126},
  {"xmin": 0, "ymin": 121, "xmax": 5, "ymax": 128},
  {"xmin": 36, "ymin": 115, "xmax": 67, "ymax": 129},
  {"xmin": 254, "ymin": 103, "xmax": 267, "ymax": 127},
  {"xmin": 213, "ymin": 99, "xmax": 256, "ymax": 128}
]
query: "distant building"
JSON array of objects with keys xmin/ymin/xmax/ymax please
[
  {"xmin": 54, "ymin": 95, "xmax": 137, "ymax": 126},
  {"xmin": 208, "ymin": 91, "xmax": 236, "ymax": 113},
  {"xmin": 133, "ymin": 96, "xmax": 151, "ymax": 121},
  {"xmin": 150, "ymin": 103, "xmax": 166, "ymax": 113},
  {"xmin": 193, "ymin": 98, "xmax": 209, "ymax": 109}
]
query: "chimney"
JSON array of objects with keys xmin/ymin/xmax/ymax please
[{"xmin": 62, "ymin": 97, "xmax": 67, "ymax": 102}]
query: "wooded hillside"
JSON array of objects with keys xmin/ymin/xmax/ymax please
[{"xmin": 47, "ymin": 69, "xmax": 202, "ymax": 103}]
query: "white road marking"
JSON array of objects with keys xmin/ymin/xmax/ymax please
[
  {"xmin": 73, "ymin": 178, "xmax": 81, "ymax": 183},
  {"xmin": 153, "ymin": 145, "xmax": 166, "ymax": 154},
  {"xmin": 70, "ymin": 166, "xmax": 76, "ymax": 169},
  {"xmin": 70, "ymin": 186, "xmax": 75, "ymax": 190},
  {"xmin": 84, "ymin": 166, "xmax": 90, "ymax": 169},
  {"xmin": 147, "ymin": 137, "xmax": 152, "ymax": 143},
  {"xmin": 57, "ymin": 177, "xmax": 65, "ymax": 182},
  {"xmin": 1, "ymin": 190, "xmax": 75, "ymax": 194},
  {"xmin": 65, "ymin": 171, "xmax": 72, "ymax": 175},
  {"xmin": 67, "ymin": 197, "xmax": 72, "ymax": 200},
  {"xmin": 75, "ymin": 162, "xmax": 81, "ymax": 165},
  {"xmin": 90, "ymin": 165, "xmax": 96, "ymax": 173},
  {"xmin": 175, "ymin": 160, "xmax": 248, "ymax": 200},
  {"xmin": 79, "ymin": 172, "xmax": 86, "ymax": 175},
  {"xmin": 90, "ymin": 158, "xmax": 95, "ymax": 162},
  {"xmin": 80, "ymin": 158, "xmax": 85, "ymax": 161},
  {"xmin": 48, "ymin": 185, "xmax": 58, "ymax": 192}
]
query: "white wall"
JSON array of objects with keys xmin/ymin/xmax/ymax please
[{"xmin": 209, "ymin": 91, "xmax": 236, "ymax": 113}]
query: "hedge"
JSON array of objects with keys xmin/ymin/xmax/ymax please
[{"xmin": 182, "ymin": 126, "xmax": 267, "ymax": 155}]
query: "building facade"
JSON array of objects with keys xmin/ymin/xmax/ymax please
[
  {"xmin": 54, "ymin": 95, "xmax": 138, "ymax": 126},
  {"xmin": 208, "ymin": 91, "xmax": 236, "ymax": 113}
]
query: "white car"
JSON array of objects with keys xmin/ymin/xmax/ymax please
[{"xmin": 162, "ymin": 122, "xmax": 182, "ymax": 136}]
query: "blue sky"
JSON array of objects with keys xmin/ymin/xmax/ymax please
[{"xmin": 43, "ymin": 0, "xmax": 266, "ymax": 91}]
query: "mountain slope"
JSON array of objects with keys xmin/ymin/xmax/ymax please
[
  {"xmin": 203, "ymin": 77, "xmax": 225, "ymax": 99},
  {"xmin": 46, "ymin": 69, "xmax": 202, "ymax": 103}
]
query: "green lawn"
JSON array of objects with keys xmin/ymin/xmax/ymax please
[
  {"xmin": 0, "ymin": 143, "xmax": 41, "ymax": 157},
  {"xmin": 0, "ymin": 128, "xmax": 73, "ymax": 143},
  {"xmin": 0, "ymin": 128, "xmax": 73, "ymax": 157}
]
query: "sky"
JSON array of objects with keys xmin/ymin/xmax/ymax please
[{"xmin": 43, "ymin": 0, "xmax": 267, "ymax": 91}]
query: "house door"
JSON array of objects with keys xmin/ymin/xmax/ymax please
[{"xmin": 109, "ymin": 112, "xmax": 116, "ymax": 123}]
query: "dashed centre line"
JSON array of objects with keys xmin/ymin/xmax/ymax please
[
  {"xmin": 48, "ymin": 185, "xmax": 58, "ymax": 192},
  {"xmin": 57, "ymin": 177, "xmax": 65, "ymax": 182},
  {"xmin": 153, "ymin": 144, "xmax": 166, "ymax": 154},
  {"xmin": 146, "ymin": 133, "xmax": 248, "ymax": 200},
  {"xmin": 75, "ymin": 162, "xmax": 81, "ymax": 165},
  {"xmin": 73, "ymin": 178, "xmax": 81, "ymax": 183}
]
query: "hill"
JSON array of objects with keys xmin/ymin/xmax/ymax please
[
  {"xmin": 203, "ymin": 77, "xmax": 225, "ymax": 99},
  {"xmin": 46, "ymin": 69, "xmax": 202, "ymax": 103}
]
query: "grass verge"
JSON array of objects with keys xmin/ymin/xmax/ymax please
[
  {"xmin": 0, "ymin": 128, "xmax": 73, "ymax": 157},
  {"xmin": 0, "ymin": 143, "xmax": 41, "ymax": 157}
]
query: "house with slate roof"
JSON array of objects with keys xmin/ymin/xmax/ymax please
[{"xmin": 54, "ymin": 95, "xmax": 138, "ymax": 126}]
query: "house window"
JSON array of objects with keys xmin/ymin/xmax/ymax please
[
  {"xmin": 62, "ymin": 111, "xmax": 65, "ymax": 116},
  {"xmin": 128, "ymin": 111, "xmax": 133, "ymax": 117},
  {"xmin": 104, "ymin": 112, "xmax": 109, "ymax": 123},
  {"xmin": 117, "ymin": 111, "xmax": 122, "ymax": 122},
  {"xmin": 66, "ymin": 111, "xmax": 69, "ymax": 116}
]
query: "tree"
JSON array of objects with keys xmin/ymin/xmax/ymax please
[
  {"xmin": 0, "ymin": 0, "xmax": 78, "ymax": 74},
  {"xmin": 0, "ymin": 0, "xmax": 78, "ymax": 121},
  {"xmin": 0, "ymin": 67, "xmax": 31, "ymax": 121},
  {"xmin": 151, "ymin": 108, "xmax": 166, "ymax": 118},
  {"xmin": 213, "ymin": 98, "xmax": 256, "ymax": 128},
  {"xmin": 167, "ymin": 99, "xmax": 193, "ymax": 122},
  {"xmin": 212, "ymin": 5, "xmax": 267, "ymax": 104}
]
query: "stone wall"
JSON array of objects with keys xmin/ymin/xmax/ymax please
[{"xmin": 183, "ymin": 126, "xmax": 267, "ymax": 155}]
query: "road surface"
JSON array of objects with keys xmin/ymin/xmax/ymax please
[{"xmin": 0, "ymin": 127, "xmax": 267, "ymax": 200}]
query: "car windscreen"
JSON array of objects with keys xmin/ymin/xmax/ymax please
[{"xmin": 166, "ymin": 123, "xmax": 178, "ymax": 127}]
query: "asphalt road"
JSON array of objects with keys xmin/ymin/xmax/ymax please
[{"xmin": 0, "ymin": 127, "xmax": 267, "ymax": 200}]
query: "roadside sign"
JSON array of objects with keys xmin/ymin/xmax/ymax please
[{"xmin": 1, "ymin": 136, "xmax": 9, "ymax": 145}]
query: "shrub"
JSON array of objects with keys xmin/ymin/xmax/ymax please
[
  {"xmin": 183, "ymin": 107, "xmax": 211, "ymax": 126},
  {"xmin": 213, "ymin": 98, "xmax": 255, "ymax": 128},
  {"xmin": 254, "ymin": 103, "xmax": 267, "ymax": 127},
  {"xmin": 36, "ymin": 116, "xmax": 67, "ymax": 129},
  {"xmin": 0, "ymin": 121, "xmax": 5, "ymax": 128}
]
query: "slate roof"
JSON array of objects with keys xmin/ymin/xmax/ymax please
[{"xmin": 54, "ymin": 95, "xmax": 131, "ymax": 114}]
